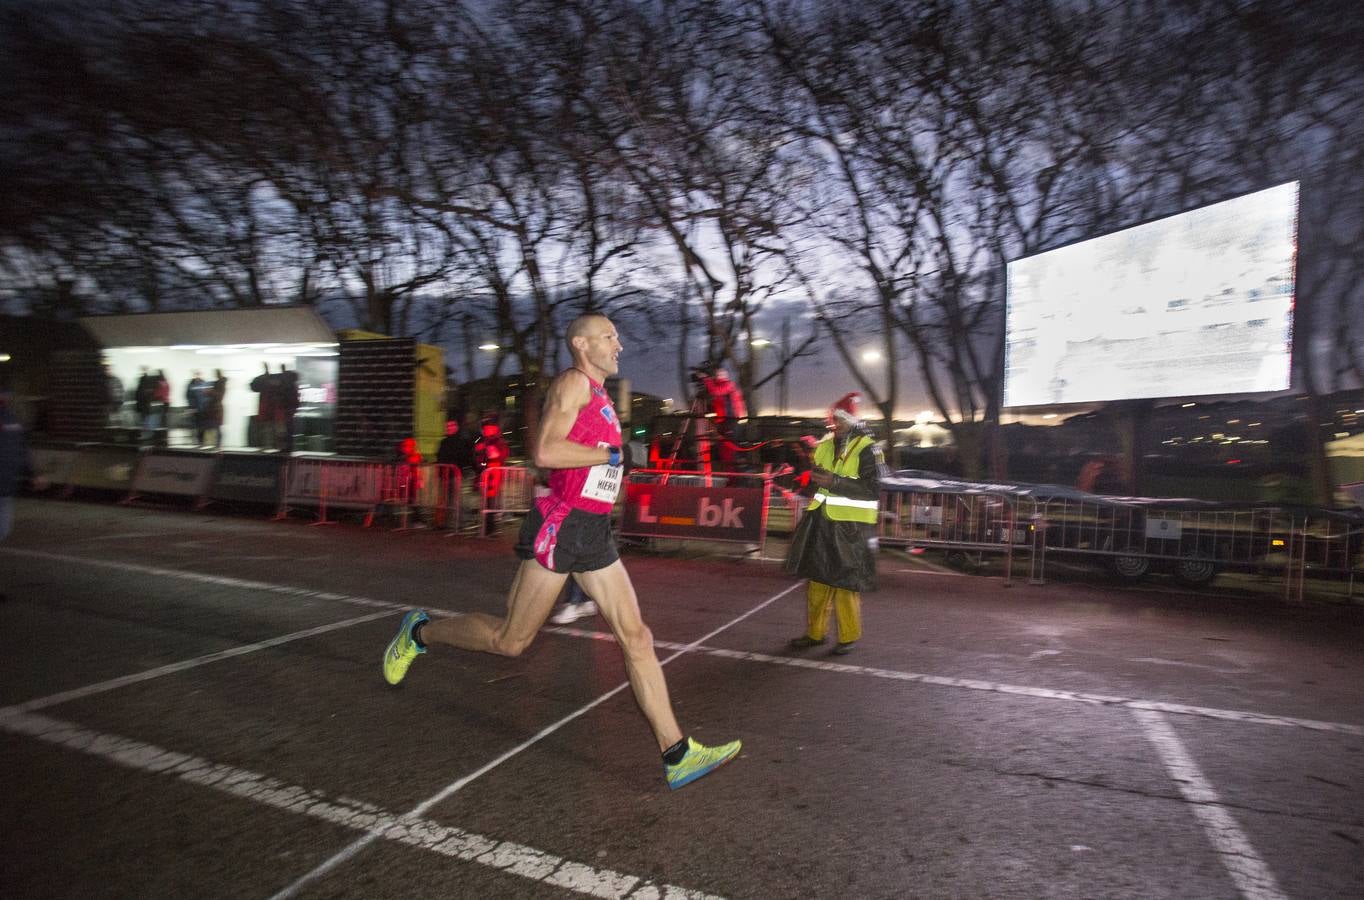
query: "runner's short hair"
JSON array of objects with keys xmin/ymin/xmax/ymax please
[{"xmin": 566, "ymin": 314, "xmax": 610, "ymax": 351}]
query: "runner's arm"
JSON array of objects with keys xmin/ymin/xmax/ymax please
[{"xmin": 532, "ymin": 370, "xmax": 616, "ymax": 470}]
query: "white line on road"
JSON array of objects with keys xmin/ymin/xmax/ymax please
[
  {"xmin": 267, "ymin": 580, "xmax": 804, "ymax": 900},
  {"xmin": 0, "ymin": 547, "xmax": 466, "ymax": 718},
  {"xmin": 4, "ymin": 546, "xmax": 1351, "ymax": 897},
  {"xmin": 0, "ymin": 547, "xmax": 403, "ymax": 610},
  {"xmin": 8, "ymin": 546, "xmax": 1360, "ymax": 738},
  {"xmin": 1134, "ymin": 709, "xmax": 1288, "ymax": 900},
  {"xmin": 0, "ymin": 609, "xmax": 397, "ymax": 719},
  {"xmin": 545, "ymin": 629, "xmax": 1364, "ymax": 737},
  {"xmin": 0, "ymin": 710, "xmax": 720, "ymax": 900}
]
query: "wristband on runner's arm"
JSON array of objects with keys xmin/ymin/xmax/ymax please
[{"xmin": 607, "ymin": 443, "xmax": 636, "ymax": 473}]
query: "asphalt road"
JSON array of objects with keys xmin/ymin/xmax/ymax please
[{"xmin": 2, "ymin": 497, "xmax": 1361, "ymax": 899}]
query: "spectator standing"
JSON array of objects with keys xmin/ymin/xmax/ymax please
[
  {"xmin": 278, "ymin": 364, "xmax": 300, "ymax": 453},
  {"xmin": 475, "ymin": 417, "xmax": 511, "ymax": 535},
  {"xmin": 702, "ymin": 367, "xmax": 747, "ymax": 470},
  {"xmin": 250, "ymin": 363, "xmax": 279, "ymax": 450},
  {"xmin": 1, "ymin": 379, "xmax": 41, "ymax": 552},
  {"xmin": 451, "ymin": 411, "xmax": 482, "ymax": 518},
  {"xmin": 185, "ymin": 370, "xmax": 209, "ymax": 446},
  {"xmin": 787, "ymin": 436, "xmax": 817, "ymax": 494},
  {"xmin": 205, "ymin": 370, "xmax": 227, "ymax": 449},
  {"xmin": 784, "ymin": 392, "xmax": 884, "ymax": 656},
  {"xmin": 452, "ymin": 411, "xmax": 480, "ymax": 475},
  {"xmin": 393, "ymin": 436, "xmax": 425, "ymax": 508},
  {"xmin": 153, "ymin": 370, "xmax": 170, "ymax": 417},
  {"xmin": 436, "ymin": 419, "xmax": 462, "ymax": 466},
  {"xmin": 103, "ymin": 363, "xmax": 125, "ymax": 425},
  {"xmin": 134, "ymin": 366, "xmax": 156, "ymax": 437}
]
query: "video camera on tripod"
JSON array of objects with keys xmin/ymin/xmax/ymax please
[
  {"xmin": 686, "ymin": 363, "xmax": 746, "ymax": 423},
  {"xmin": 687, "ymin": 361, "xmax": 718, "ymax": 396}
]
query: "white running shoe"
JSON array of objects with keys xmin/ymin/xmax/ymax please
[{"xmin": 549, "ymin": 600, "xmax": 598, "ymax": 625}]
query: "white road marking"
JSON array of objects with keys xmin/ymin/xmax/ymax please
[
  {"xmin": 0, "ymin": 710, "xmax": 720, "ymax": 900},
  {"xmin": 1134, "ymin": 709, "xmax": 1288, "ymax": 900},
  {"xmin": 548, "ymin": 628, "xmax": 1364, "ymax": 736},
  {"xmin": 74, "ymin": 532, "xmax": 166, "ymax": 541},
  {"xmin": 5, "ymin": 545, "xmax": 1358, "ymax": 900},
  {"xmin": 0, "ymin": 546, "xmax": 462, "ymax": 617},
  {"xmin": 267, "ymin": 580, "xmax": 804, "ymax": 900},
  {"xmin": 0, "ymin": 610, "xmax": 396, "ymax": 719},
  {"xmin": 7, "ymin": 546, "xmax": 1357, "ymax": 738}
]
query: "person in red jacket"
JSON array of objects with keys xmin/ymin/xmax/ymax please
[
  {"xmin": 702, "ymin": 367, "xmax": 747, "ymax": 469},
  {"xmin": 475, "ymin": 418, "xmax": 511, "ymax": 534}
]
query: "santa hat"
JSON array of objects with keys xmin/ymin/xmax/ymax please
[{"xmin": 829, "ymin": 392, "xmax": 861, "ymax": 425}]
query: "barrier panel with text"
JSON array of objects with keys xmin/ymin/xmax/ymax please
[
  {"xmin": 207, "ymin": 455, "xmax": 287, "ymax": 505},
  {"xmin": 621, "ymin": 470, "xmax": 769, "ymax": 546},
  {"xmin": 280, "ymin": 459, "xmax": 386, "ymax": 522},
  {"xmin": 29, "ymin": 446, "xmax": 80, "ymax": 485},
  {"xmin": 127, "ymin": 451, "xmax": 220, "ymax": 502},
  {"xmin": 65, "ymin": 445, "xmax": 144, "ymax": 492}
]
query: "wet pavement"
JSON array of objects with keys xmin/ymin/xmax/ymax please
[{"xmin": 1, "ymin": 497, "xmax": 1362, "ymax": 899}]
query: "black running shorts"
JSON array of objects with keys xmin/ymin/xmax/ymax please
[{"xmin": 515, "ymin": 499, "xmax": 619, "ymax": 574}]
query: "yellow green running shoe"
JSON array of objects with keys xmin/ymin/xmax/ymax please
[
  {"xmin": 383, "ymin": 609, "xmax": 429, "ymax": 685},
  {"xmin": 664, "ymin": 737, "xmax": 741, "ymax": 790}
]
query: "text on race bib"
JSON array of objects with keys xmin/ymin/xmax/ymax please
[{"xmin": 580, "ymin": 463, "xmax": 623, "ymax": 504}]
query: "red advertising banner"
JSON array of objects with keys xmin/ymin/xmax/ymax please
[{"xmin": 621, "ymin": 480, "xmax": 768, "ymax": 544}]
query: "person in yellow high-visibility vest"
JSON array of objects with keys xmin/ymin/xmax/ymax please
[{"xmin": 784, "ymin": 392, "xmax": 884, "ymax": 655}]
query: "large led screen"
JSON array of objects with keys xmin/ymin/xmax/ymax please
[{"xmin": 1003, "ymin": 182, "xmax": 1298, "ymax": 407}]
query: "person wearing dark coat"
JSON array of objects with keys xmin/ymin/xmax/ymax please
[
  {"xmin": 277, "ymin": 364, "xmax": 300, "ymax": 452},
  {"xmin": 134, "ymin": 366, "xmax": 156, "ymax": 433},
  {"xmin": 784, "ymin": 392, "xmax": 884, "ymax": 655},
  {"xmin": 186, "ymin": 370, "xmax": 209, "ymax": 445},
  {"xmin": 1, "ymin": 380, "xmax": 37, "ymax": 547},
  {"xmin": 250, "ymin": 363, "xmax": 279, "ymax": 449},
  {"xmin": 205, "ymin": 370, "xmax": 227, "ymax": 448}
]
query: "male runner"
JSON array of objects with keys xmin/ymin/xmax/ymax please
[{"xmin": 383, "ymin": 314, "xmax": 741, "ymax": 790}]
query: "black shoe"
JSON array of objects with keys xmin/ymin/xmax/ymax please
[
  {"xmin": 788, "ymin": 635, "xmax": 825, "ymax": 650},
  {"xmin": 831, "ymin": 641, "xmax": 857, "ymax": 656}
]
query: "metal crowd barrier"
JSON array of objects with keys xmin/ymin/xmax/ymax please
[
  {"xmin": 877, "ymin": 486, "xmax": 1363, "ymax": 600},
  {"xmin": 379, "ymin": 463, "xmax": 463, "ymax": 531},
  {"xmin": 28, "ymin": 442, "xmax": 1362, "ymax": 600},
  {"xmin": 276, "ymin": 459, "xmax": 462, "ymax": 530},
  {"xmin": 878, "ymin": 490, "xmax": 1021, "ymax": 583},
  {"xmin": 479, "ymin": 466, "xmax": 536, "ymax": 535}
]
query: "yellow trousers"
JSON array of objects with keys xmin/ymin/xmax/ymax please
[{"xmin": 805, "ymin": 581, "xmax": 862, "ymax": 644}]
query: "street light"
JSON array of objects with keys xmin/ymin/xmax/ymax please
[
  {"xmin": 477, "ymin": 342, "xmax": 499, "ymax": 351},
  {"xmin": 749, "ymin": 338, "xmax": 771, "ymax": 414}
]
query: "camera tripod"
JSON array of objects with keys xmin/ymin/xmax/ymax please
[{"xmin": 657, "ymin": 377, "xmax": 777, "ymax": 483}]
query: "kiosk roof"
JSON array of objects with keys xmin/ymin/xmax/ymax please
[{"xmin": 80, "ymin": 306, "xmax": 336, "ymax": 348}]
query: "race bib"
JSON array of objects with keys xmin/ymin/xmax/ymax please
[{"xmin": 580, "ymin": 463, "xmax": 623, "ymax": 503}]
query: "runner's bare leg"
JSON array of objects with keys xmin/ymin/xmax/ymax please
[
  {"xmin": 576, "ymin": 561, "xmax": 684, "ymax": 751},
  {"xmin": 421, "ymin": 560, "xmax": 565, "ymax": 656}
]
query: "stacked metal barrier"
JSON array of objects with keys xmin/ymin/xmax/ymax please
[
  {"xmin": 478, "ymin": 466, "xmax": 536, "ymax": 535},
  {"xmin": 275, "ymin": 458, "xmax": 462, "ymax": 530},
  {"xmin": 877, "ymin": 481, "xmax": 1362, "ymax": 600},
  {"xmin": 26, "ymin": 443, "xmax": 1363, "ymax": 600}
]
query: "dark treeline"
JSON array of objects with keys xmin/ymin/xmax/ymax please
[{"xmin": 2, "ymin": 0, "xmax": 1361, "ymax": 483}]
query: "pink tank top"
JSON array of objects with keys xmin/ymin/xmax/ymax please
[{"xmin": 545, "ymin": 372, "xmax": 623, "ymax": 514}]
